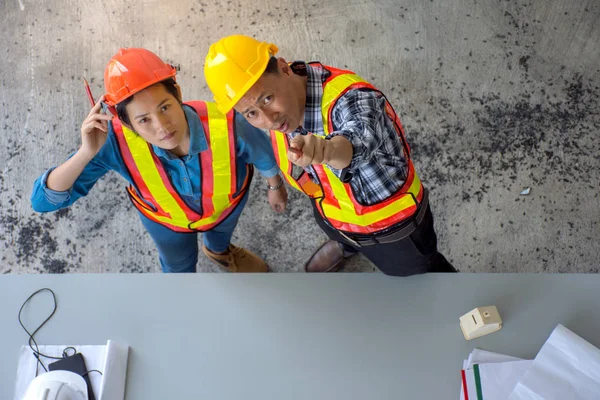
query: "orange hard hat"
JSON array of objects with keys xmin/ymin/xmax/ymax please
[{"xmin": 104, "ymin": 48, "xmax": 177, "ymax": 106}]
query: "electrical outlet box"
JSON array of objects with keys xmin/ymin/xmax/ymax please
[{"xmin": 460, "ymin": 306, "xmax": 502, "ymax": 340}]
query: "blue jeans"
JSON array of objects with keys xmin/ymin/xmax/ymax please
[{"xmin": 138, "ymin": 191, "xmax": 249, "ymax": 273}]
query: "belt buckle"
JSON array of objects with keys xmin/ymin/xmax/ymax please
[{"xmin": 338, "ymin": 231, "xmax": 362, "ymax": 248}]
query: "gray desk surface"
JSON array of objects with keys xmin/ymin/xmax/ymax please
[{"xmin": 2, "ymin": 273, "xmax": 600, "ymax": 399}]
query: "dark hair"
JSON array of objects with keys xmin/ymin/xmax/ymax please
[
  {"xmin": 263, "ymin": 56, "xmax": 279, "ymax": 75},
  {"xmin": 116, "ymin": 78, "xmax": 179, "ymax": 126}
]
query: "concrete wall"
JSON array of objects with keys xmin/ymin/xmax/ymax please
[{"xmin": 1, "ymin": 0, "xmax": 598, "ymax": 273}]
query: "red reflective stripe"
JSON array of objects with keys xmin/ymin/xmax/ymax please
[
  {"xmin": 136, "ymin": 206, "xmax": 193, "ymax": 232},
  {"xmin": 312, "ymin": 165, "xmax": 340, "ymax": 208},
  {"xmin": 326, "ymin": 81, "xmax": 376, "ymax": 135},
  {"xmin": 188, "ymin": 101, "xmax": 244, "ymax": 222},
  {"xmin": 271, "ymin": 132, "xmax": 294, "ymax": 177},
  {"xmin": 127, "ymin": 186, "xmax": 155, "ymax": 212},
  {"xmin": 193, "ymin": 101, "xmax": 216, "ymax": 217},
  {"xmin": 127, "ymin": 188, "xmax": 193, "ymax": 232},
  {"xmin": 315, "ymin": 167, "xmax": 422, "ymax": 233},
  {"xmin": 270, "ymin": 133, "xmax": 282, "ymax": 166},
  {"xmin": 194, "ymin": 100, "xmax": 210, "ymax": 134},
  {"xmin": 350, "ymin": 163, "xmax": 420, "ymax": 215},
  {"xmin": 271, "ymin": 131, "xmax": 301, "ymax": 190},
  {"xmin": 318, "ymin": 203, "xmax": 419, "ymax": 234},
  {"xmin": 189, "ymin": 165, "xmax": 251, "ymax": 232},
  {"xmin": 113, "ymin": 118, "xmax": 167, "ymax": 215},
  {"xmin": 384, "ymin": 97, "xmax": 411, "ymax": 157},
  {"xmin": 205, "ymin": 165, "xmax": 251, "ymax": 229},
  {"xmin": 387, "ymin": 102, "xmax": 406, "ymax": 135}
]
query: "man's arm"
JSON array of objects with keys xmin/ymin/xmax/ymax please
[
  {"xmin": 288, "ymin": 134, "xmax": 353, "ymax": 170},
  {"xmin": 326, "ymin": 89, "xmax": 406, "ymax": 178},
  {"xmin": 287, "ymin": 89, "xmax": 404, "ymax": 175}
]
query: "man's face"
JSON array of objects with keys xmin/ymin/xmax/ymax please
[{"xmin": 234, "ymin": 58, "xmax": 305, "ymax": 134}]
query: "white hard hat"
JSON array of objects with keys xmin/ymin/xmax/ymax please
[{"xmin": 22, "ymin": 370, "xmax": 88, "ymax": 400}]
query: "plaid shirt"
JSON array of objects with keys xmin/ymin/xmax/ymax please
[{"xmin": 289, "ymin": 62, "xmax": 408, "ymax": 206}]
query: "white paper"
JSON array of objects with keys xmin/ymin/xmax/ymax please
[
  {"xmin": 460, "ymin": 349, "xmax": 528, "ymax": 400},
  {"xmin": 509, "ymin": 324, "xmax": 600, "ymax": 400},
  {"xmin": 463, "ymin": 360, "xmax": 533, "ymax": 400},
  {"xmin": 13, "ymin": 341, "xmax": 128, "ymax": 400},
  {"xmin": 98, "ymin": 340, "xmax": 129, "ymax": 400},
  {"xmin": 14, "ymin": 344, "xmax": 105, "ymax": 400},
  {"xmin": 464, "ymin": 349, "xmax": 525, "ymax": 370}
]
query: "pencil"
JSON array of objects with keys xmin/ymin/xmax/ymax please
[{"xmin": 83, "ymin": 78, "xmax": 95, "ymax": 108}]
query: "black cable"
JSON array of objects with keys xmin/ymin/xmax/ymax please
[
  {"xmin": 83, "ymin": 369, "xmax": 103, "ymax": 377},
  {"xmin": 18, "ymin": 288, "xmax": 104, "ymax": 381},
  {"xmin": 18, "ymin": 288, "xmax": 63, "ymax": 374},
  {"xmin": 62, "ymin": 346, "xmax": 77, "ymax": 358}
]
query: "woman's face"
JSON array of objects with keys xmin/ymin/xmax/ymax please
[{"xmin": 125, "ymin": 83, "xmax": 188, "ymax": 151}]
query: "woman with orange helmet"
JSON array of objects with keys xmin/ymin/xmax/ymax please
[{"xmin": 31, "ymin": 48, "xmax": 287, "ymax": 273}]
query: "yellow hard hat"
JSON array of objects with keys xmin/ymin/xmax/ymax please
[{"xmin": 204, "ymin": 35, "xmax": 278, "ymax": 113}]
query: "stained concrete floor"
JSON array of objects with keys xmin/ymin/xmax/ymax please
[{"xmin": 1, "ymin": 0, "xmax": 598, "ymax": 274}]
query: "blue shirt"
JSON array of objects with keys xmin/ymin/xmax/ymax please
[{"xmin": 31, "ymin": 104, "xmax": 279, "ymax": 214}]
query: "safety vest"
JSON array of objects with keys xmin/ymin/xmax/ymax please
[
  {"xmin": 114, "ymin": 101, "xmax": 251, "ymax": 233},
  {"xmin": 270, "ymin": 65, "xmax": 424, "ymax": 234}
]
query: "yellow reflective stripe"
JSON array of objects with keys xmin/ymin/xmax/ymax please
[
  {"xmin": 322, "ymin": 73, "xmax": 366, "ymax": 132},
  {"xmin": 189, "ymin": 103, "xmax": 233, "ymax": 228},
  {"xmin": 206, "ymin": 102, "xmax": 231, "ymax": 209},
  {"xmin": 320, "ymin": 168, "xmax": 421, "ymax": 227},
  {"xmin": 122, "ymin": 125, "xmax": 188, "ymax": 224},
  {"xmin": 319, "ymin": 71, "xmax": 422, "ymax": 227},
  {"xmin": 275, "ymin": 133, "xmax": 303, "ymax": 192}
]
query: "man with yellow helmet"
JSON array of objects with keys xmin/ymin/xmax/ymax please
[
  {"xmin": 204, "ymin": 35, "xmax": 457, "ymax": 275},
  {"xmin": 31, "ymin": 48, "xmax": 287, "ymax": 273}
]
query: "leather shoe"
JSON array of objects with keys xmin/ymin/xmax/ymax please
[
  {"xmin": 202, "ymin": 244, "xmax": 269, "ymax": 273},
  {"xmin": 304, "ymin": 240, "xmax": 346, "ymax": 273}
]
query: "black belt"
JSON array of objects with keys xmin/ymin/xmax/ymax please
[{"xmin": 338, "ymin": 188, "xmax": 429, "ymax": 248}]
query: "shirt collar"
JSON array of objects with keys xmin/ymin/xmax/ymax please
[
  {"xmin": 152, "ymin": 104, "xmax": 209, "ymax": 160},
  {"xmin": 292, "ymin": 62, "xmax": 328, "ymax": 137}
]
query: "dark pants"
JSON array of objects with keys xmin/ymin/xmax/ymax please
[{"xmin": 312, "ymin": 201, "xmax": 456, "ymax": 276}]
